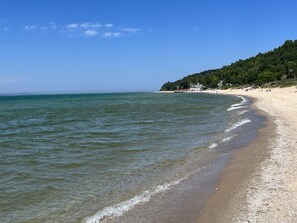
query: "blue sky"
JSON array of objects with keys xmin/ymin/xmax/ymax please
[{"xmin": 1, "ymin": 0, "xmax": 297, "ymax": 94}]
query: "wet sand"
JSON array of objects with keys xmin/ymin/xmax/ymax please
[{"xmin": 199, "ymin": 86, "xmax": 297, "ymax": 223}]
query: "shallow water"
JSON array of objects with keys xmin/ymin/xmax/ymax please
[{"xmin": 0, "ymin": 92, "xmax": 248, "ymax": 222}]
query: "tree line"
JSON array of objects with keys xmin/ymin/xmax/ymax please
[{"xmin": 160, "ymin": 40, "xmax": 297, "ymax": 91}]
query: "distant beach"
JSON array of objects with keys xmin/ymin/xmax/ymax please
[{"xmin": 199, "ymin": 86, "xmax": 297, "ymax": 222}]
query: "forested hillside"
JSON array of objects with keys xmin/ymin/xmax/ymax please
[{"xmin": 160, "ymin": 40, "xmax": 297, "ymax": 91}]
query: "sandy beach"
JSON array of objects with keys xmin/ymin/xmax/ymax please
[{"xmin": 199, "ymin": 86, "xmax": 297, "ymax": 222}]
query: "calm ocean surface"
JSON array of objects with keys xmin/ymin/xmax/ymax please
[{"xmin": 0, "ymin": 92, "xmax": 247, "ymax": 222}]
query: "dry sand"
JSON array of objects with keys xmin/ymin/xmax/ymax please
[{"xmin": 199, "ymin": 86, "xmax": 297, "ymax": 223}]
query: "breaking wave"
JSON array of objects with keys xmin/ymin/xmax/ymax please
[
  {"xmin": 220, "ymin": 135, "xmax": 235, "ymax": 143},
  {"xmin": 225, "ymin": 119, "xmax": 251, "ymax": 132},
  {"xmin": 237, "ymin": 110, "xmax": 249, "ymax": 115},
  {"xmin": 208, "ymin": 143, "xmax": 218, "ymax": 149},
  {"xmin": 227, "ymin": 96, "xmax": 248, "ymax": 111},
  {"xmin": 84, "ymin": 176, "xmax": 188, "ymax": 223}
]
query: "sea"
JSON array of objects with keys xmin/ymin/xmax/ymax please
[{"xmin": 0, "ymin": 92, "xmax": 264, "ymax": 223}]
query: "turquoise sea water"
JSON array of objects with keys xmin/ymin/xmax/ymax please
[{"xmin": 0, "ymin": 93, "xmax": 245, "ymax": 222}]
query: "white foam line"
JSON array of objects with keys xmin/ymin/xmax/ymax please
[
  {"xmin": 231, "ymin": 102, "xmax": 243, "ymax": 107},
  {"xmin": 237, "ymin": 110, "xmax": 249, "ymax": 115},
  {"xmin": 227, "ymin": 96, "xmax": 248, "ymax": 111},
  {"xmin": 237, "ymin": 95, "xmax": 248, "ymax": 103},
  {"xmin": 226, "ymin": 119, "xmax": 251, "ymax": 133},
  {"xmin": 84, "ymin": 176, "xmax": 188, "ymax": 223},
  {"xmin": 209, "ymin": 143, "xmax": 218, "ymax": 149},
  {"xmin": 221, "ymin": 135, "xmax": 235, "ymax": 143},
  {"xmin": 227, "ymin": 105, "xmax": 248, "ymax": 111}
]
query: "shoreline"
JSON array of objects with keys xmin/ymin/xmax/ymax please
[
  {"xmin": 198, "ymin": 86, "xmax": 297, "ymax": 222},
  {"xmin": 85, "ymin": 93, "xmax": 265, "ymax": 223}
]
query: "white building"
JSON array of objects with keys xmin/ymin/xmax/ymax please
[{"xmin": 190, "ymin": 83, "xmax": 204, "ymax": 92}]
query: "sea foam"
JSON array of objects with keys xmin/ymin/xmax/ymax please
[
  {"xmin": 237, "ymin": 110, "xmax": 249, "ymax": 115},
  {"xmin": 225, "ymin": 119, "xmax": 251, "ymax": 133},
  {"xmin": 84, "ymin": 176, "xmax": 188, "ymax": 223},
  {"xmin": 220, "ymin": 135, "xmax": 235, "ymax": 143},
  {"xmin": 227, "ymin": 96, "xmax": 248, "ymax": 111},
  {"xmin": 227, "ymin": 105, "xmax": 248, "ymax": 111},
  {"xmin": 237, "ymin": 95, "xmax": 248, "ymax": 103},
  {"xmin": 208, "ymin": 143, "xmax": 218, "ymax": 149}
]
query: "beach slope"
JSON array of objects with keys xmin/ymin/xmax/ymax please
[{"xmin": 199, "ymin": 86, "xmax": 297, "ymax": 223}]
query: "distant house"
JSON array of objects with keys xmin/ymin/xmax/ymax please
[
  {"xmin": 217, "ymin": 80, "xmax": 224, "ymax": 89},
  {"xmin": 190, "ymin": 83, "xmax": 204, "ymax": 92}
]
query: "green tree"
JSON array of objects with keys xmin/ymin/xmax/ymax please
[{"xmin": 160, "ymin": 40, "xmax": 297, "ymax": 91}]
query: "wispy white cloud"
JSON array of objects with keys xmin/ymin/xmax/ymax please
[
  {"xmin": 84, "ymin": 29, "xmax": 98, "ymax": 37},
  {"xmin": 23, "ymin": 25, "xmax": 37, "ymax": 31},
  {"xmin": 48, "ymin": 22, "xmax": 57, "ymax": 29},
  {"xmin": 3, "ymin": 27, "xmax": 10, "ymax": 31},
  {"xmin": 81, "ymin": 22, "xmax": 101, "ymax": 29},
  {"xmin": 104, "ymin": 23, "xmax": 113, "ymax": 28},
  {"xmin": 103, "ymin": 32, "xmax": 121, "ymax": 38},
  {"xmin": 66, "ymin": 22, "xmax": 101, "ymax": 30},
  {"xmin": 41, "ymin": 22, "xmax": 57, "ymax": 30},
  {"xmin": 19, "ymin": 21, "xmax": 142, "ymax": 39},
  {"xmin": 120, "ymin": 28, "xmax": 141, "ymax": 33},
  {"xmin": 66, "ymin": 23, "xmax": 78, "ymax": 29}
]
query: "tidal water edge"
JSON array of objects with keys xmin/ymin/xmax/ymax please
[{"xmin": 0, "ymin": 92, "xmax": 263, "ymax": 222}]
